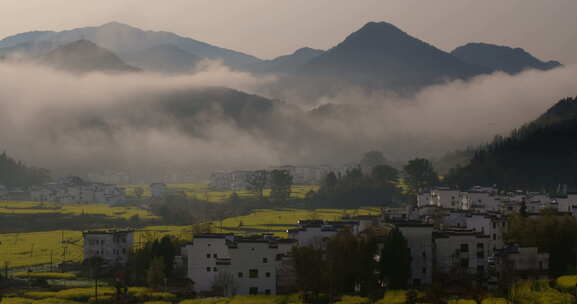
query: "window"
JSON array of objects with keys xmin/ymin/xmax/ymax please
[
  {"xmin": 206, "ymin": 254, "xmax": 211, "ymax": 258},
  {"xmin": 492, "ymin": 234, "xmax": 496, "ymax": 240},
  {"xmin": 460, "ymin": 244, "xmax": 469, "ymax": 252},
  {"xmin": 238, "ymin": 272, "xmax": 243, "ymax": 278},
  {"xmin": 477, "ymin": 251, "xmax": 484, "ymax": 259},
  {"xmin": 477, "ymin": 265, "xmax": 484, "ymax": 273},
  {"xmin": 213, "ymin": 254, "xmax": 217, "ymax": 258},
  {"xmin": 207, "ymin": 267, "xmax": 211, "ymax": 272},
  {"xmin": 262, "ymin": 258, "xmax": 268, "ymax": 263},
  {"xmin": 213, "ymin": 267, "xmax": 217, "ymax": 272},
  {"xmin": 477, "ymin": 243, "xmax": 484, "ymax": 249},
  {"xmin": 249, "ymin": 269, "xmax": 259, "ymax": 278},
  {"xmin": 249, "ymin": 287, "xmax": 258, "ymax": 295},
  {"xmin": 422, "ymin": 251, "xmax": 426, "ymax": 258},
  {"xmin": 276, "ymin": 254, "xmax": 283, "ymax": 261},
  {"xmin": 460, "ymin": 259, "xmax": 469, "ymax": 268},
  {"xmin": 422, "ymin": 268, "xmax": 427, "ymax": 274},
  {"xmin": 265, "ymin": 289, "xmax": 271, "ymax": 295},
  {"xmin": 266, "ymin": 272, "xmax": 271, "ymax": 278}
]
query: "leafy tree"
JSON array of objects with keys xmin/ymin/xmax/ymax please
[
  {"xmin": 269, "ymin": 169, "xmax": 293, "ymax": 203},
  {"xmin": 361, "ymin": 151, "xmax": 387, "ymax": 175},
  {"xmin": 372, "ymin": 165, "xmax": 399, "ymax": 184},
  {"xmin": 211, "ymin": 271, "xmax": 239, "ymax": 297},
  {"xmin": 403, "ymin": 158, "xmax": 439, "ymax": 193},
  {"xmin": 147, "ymin": 256, "xmax": 166, "ymax": 290},
  {"xmin": 246, "ymin": 170, "xmax": 268, "ymax": 199},
  {"xmin": 0, "ymin": 151, "xmax": 51, "ymax": 187},
  {"xmin": 291, "ymin": 245, "xmax": 326, "ymax": 299},
  {"xmin": 380, "ymin": 228, "xmax": 411, "ymax": 289}
]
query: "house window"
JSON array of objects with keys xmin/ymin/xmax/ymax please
[
  {"xmin": 266, "ymin": 272, "xmax": 271, "ymax": 278},
  {"xmin": 265, "ymin": 289, "xmax": 271, "ymax": 295},
  {"xmin": 262, "ymin": 258, "xmax": 268, "ymax": 263},
  {"xmin": 477, "ymin": 265, "xmax": 484, "ymax": 273},
  {"xmin": 460, "ymin": 244, "xmax": 469, "ymax": 252},
  {"xmin": 276, "ymin": 254, "xmax": 283, "ymax": 261},
  {"xmin": 213, "ymin": 267, "xmax": 217, "ymax": 272},
  {"xmin": 477, "ymin": 251, "xmax": 484, "ymax": 259},
  {"xmin": 249, "ymin": 287, "xmax": 258, "ymax": 295},
  {"xmin": 207, "ymin": 267, "xmax": 211, "ymax": 272},
  {"xmin": 206, "ymin": 254, "xmax": 211, "ymax": 258},
  {"xmin": 249, "ymin": 269, "xmax": 259, "ymax": 278},
  {"xmin": 492, "ymin": 234, "xmax": 496, "ymax": 240},
  {"xmin": 213, "ymin": 254, "xmax": 217, "ymax": 258},
  {"xmin": 477, "ymin": 243, "xmax": 484, "ymax": 249},
  {"xmin": 238, "ymin": 272, "xmax": 243, "ymax": 278},
  {"xmin": 422, "ymin": 251, "xmax": 426, "ymax": 258},
  {"xmin": 422, "ymin": 268, "xmax": 427, "ymax": 274},
  {"xmin": 460, "ymin": 259, "xmax": 469, "ymax": 268}
]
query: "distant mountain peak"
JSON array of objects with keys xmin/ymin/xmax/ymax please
[
  {"xmin": 40, "ymin": 39, "xmax": 140, "ymax": 73},
  {"xmin": 451, "ymin": 42, "xmax": 562, "ymax": 75}
]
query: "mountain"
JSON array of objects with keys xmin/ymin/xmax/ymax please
[
  {"xmin": 297, "ymin": 22, "xmax": 492, "ymax": 91},
  {"xmin": 251, "ymin": 47, "xmax": 324, "ymax": 74},
  {"xmin": 39, "ymin": 40, "xmax": 140, "ymax": 73},
  {"xmin": 451, "ymin": 43, "xmax": 562, "ymax": 75},
  {"xmin": 0, "ymin": 40, "xmax": 62, "ymax": 60},
  {"xmin": 0, "ymin": 22, "xmax": 261, "ymax": 68},
  {"xmin": 119, "ymin": 44, "xmax": 202, "ymax": 74},
  {"xmin": 0, "ymin": 151, "xmax": 51, "ymax": 188},
  {"xmin": 445, "ymin": 96, "xmax": 577, "ymax": 190}
]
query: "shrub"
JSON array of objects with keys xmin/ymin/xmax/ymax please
[
  {"xmin": 481, "ymin": 298, "xmax": 509, "ymax": 304},
  {"xmin": 555, "ymin": 275, "xmax": 577, "ymax": 291},
  {"xmin": 335, "ymin": 296, "xmax": 370, "ymax": 304},
  {"xmin": 179, "ymin": 299, "xmax": 230, "ymax": 304},
  {"xmin": 376, "ymin": 290, "xmax": 407, "ymax": 304},
  {"xmin": 448, "ymin": 300, "xmax": 477, "ymax": 304},
  {"xmin": 14, "ymin": 273, "xmax": 76, "ymax": 280}
]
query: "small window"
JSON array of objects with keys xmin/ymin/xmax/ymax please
[
  {"xmin": 477, "ymin": 251, "xmax": 485, "ymax": 259},
  {"xmin": 206, "ymin": 253, "xmax": 211, "ymax": 258},
  {"xmin": 266, "ymin": 272, "xmax": 271, "ymax": 278},
  {"xmin": 460, "ymin": 259, "xmax": 469, "ymax": 268},
  {"xmin": 238, "ymin": 272, "xmax": 243, "ymax": 278},
  {"xmin": 213, "ymin": 254, "xmax": 217, "ymax": 258},
  {"xmin": 213, "ymin": 267, "xmax": 217, "ymax": 272},
  {"xmin": 249, "ymin": 269, "xmax": 259, "ymax": 278},
  {"xmin": 207, "ymin": 267, "xmax": 211, "ymax": 272},
  {"xmin": 249, "ymin": 287, "xmax": 258, "ymax": 295},
  {"xmin": 422, "ymin": 268, "xmax": 427, "ymax": 274},
  {"xmin": 265, "ymin": 289, "xmax": 271, "ymax": 295},
  {"xmin": 477, "ymin": 243, "xmax": 484, "ymax": 249},
  {"xmin": 460, "ymin": 244, "xmax": 469, "ymax": 252},
  {"xmin": 262, "ymin": 258, "xmax": 268, "ymax": 263},
  {"xmin": 422, "ymin": 251, "xmax": 426, "ymax": 258},
  {"xmin": 477, "ymin": 265, "xmax": 484, "ymax": 273}
]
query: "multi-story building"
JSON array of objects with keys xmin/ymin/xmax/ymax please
[
  {"xmin": 183, "ymin": 234, "xmax": 296, "ymax": 296},
  {"xmin": 433, "ymin": 228, "xmax": 491, "ymax": 276},
  {"xmin": 83, "ymin": 230, "xmax": 134, "ymax": 265},
  {"xmin": 396, "ymin": 222, "xmax": 434, "ymax": 287}
]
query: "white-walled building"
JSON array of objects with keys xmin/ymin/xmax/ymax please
[
  {"xmin": 492, "ymin": 245, "xmax": 549, "ymax": 283},
  {"xmin": 287, "ymin": 220, "xmax": 359, "ymax": 247},
  {"xmin": 184, "ymin": 234, "xmax": 296, "ymax": 296},
  {"xmin": 396, "ymin": 222, "xmax": 434, "ymax": 287},
  {"xmin": 30, "ymin": 182, "xmax": 125, "ymax": 204},
  {"xmin": 464, "ymin": 213, "xmax": 507, "ymax": 255},
  {"xmin": 83, "ymin": 230, "xmax": 134, "ymax": 265},
  {"xmin": 434, "ymin": 228, "xmax": 491, "ymax": 275},
  {"xmin": 150, "ymin": 183, "xmax": 168, "ymax": 198}
]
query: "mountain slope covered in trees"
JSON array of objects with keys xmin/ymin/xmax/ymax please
[
  {"xmin": 451, "ymin": 42, "xmax": 562, "ymax": 75},
  {"xmin": 0, "ymin": 152, "xmax": 51, "ymax": 187},
  {"xmin": 445, "ymin": 97, "xmax": 577, "ymax": 190}
]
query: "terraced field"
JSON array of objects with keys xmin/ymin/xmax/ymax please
[
  {"xmin": 122, "ymin": 184, "xmax": 319, "ymax": 202},
  {"xmin": 0, "ymin": 201, "xmax": 158, "ymax": 220},
  {"xmin": 0, "ymin": 208, "xmax": 378, "ymax": 268}
]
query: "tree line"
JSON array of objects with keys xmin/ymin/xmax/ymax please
[{"xmin": 0, "ymin": 151, "xmax": 51, "ymax": 188}]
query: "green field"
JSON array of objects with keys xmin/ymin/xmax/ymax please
[
  {"xmin": 122, "ymin": 184, "xmax": 319, "ymax": 203},
  {"xmin": 0, "ymin": 208, "xmax": 378, "ymax": 268},
  {"xmin": 0, "ymin": 201, "xmax": 158, "ymax": 220}
]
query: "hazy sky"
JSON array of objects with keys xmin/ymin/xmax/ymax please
[{"xmin": 1, "ymin": 0, "xmax": 577, "ymax": 62}]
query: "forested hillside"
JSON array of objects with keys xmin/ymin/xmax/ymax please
[
  {"xmin": 445, "ymin": 97, "xmax": 577, "ymax": 190},
  {"xmin": 0, "ymin": 151, "xmax": 51, "ymax": 187}
]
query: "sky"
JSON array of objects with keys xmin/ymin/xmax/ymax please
[{"xmin": 1, "ymin": 0, "xmax": 577, "ymax": 63}]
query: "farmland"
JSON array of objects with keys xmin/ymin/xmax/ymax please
[
  {"xmin": 122, "ymin": 184, "xmax": 319, "ymax": 202},
  {"xmin": 0, "ymin": 201, "xmax": 158, "ymax": 220},
  {"xmin": 0, "ymin": 208, "xmax": 378, "ymax": 269}
]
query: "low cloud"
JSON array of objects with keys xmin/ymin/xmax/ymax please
[{"xmin": 0, "ymin": 61, "xmax": 576, "ymax": 182}]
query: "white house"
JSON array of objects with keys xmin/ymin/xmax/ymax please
[
  {"xmin": 434, "ymin": 228, "xmax": 491, "ymax": 275},
  {"xmin": 396, "ymin": 222, "xmax": 434, "ymax": 287},
  {"xmin": 287, "ymin": 220, "xmax": 359, "ymax": 247},
  {"xmin": 83, "ymin": 230, "xmax": 134, "ymax": 265},
  {"xmin": 492, "ymin": 245, "xmax": 549, "ymax": 283},
  {"xmin": 150, "ymin": 183, "xmax": 167, "ymax": 198},
  {"xmin": 464, "ymin": 213, "xmax": 507, "ymax": 255},
  {"xmin": 184, "ymin": 234, "xmax": 296, "ymax": 296}
]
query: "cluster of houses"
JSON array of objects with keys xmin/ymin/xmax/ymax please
[
  {"xmin": 82, "ymin": 184, "xmax": 573, "ymax": 296},
  {"xmin": 209, "ymin": 165, "xmax": 356, "ymax": 191},
  {"xmin": 28, "ymin": 176, "xmax": 127, "ymax": 204}
]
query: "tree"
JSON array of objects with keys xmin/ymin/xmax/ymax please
[
  {"xmin": 372, "ymin": 165, "xmax": 399, "ymax": 184},
  {"xmin": 246, "ymin": 170, "xmax": 268, "ymax": 199},
  {"xmin": 361, "ymin": 151, "xmax": 387, "ymax": 175},
  {"xmin": 147, "ymin": 257, "xmax": 166, "ymax": 290},
  {"xmin": 269, "ymin": 170, "xmax": 293, "ymax": 203},
  {"xmin": 404, "ymin": 158, "xmax": 439, "ymax": 193},
  {"xmin": 322, "ymin": 172, "xmax": 338, "ymax": 193},
  {"xmin": 291, "ymin": 245, "xmax": 326, "ymax": 299},
  {"xmin": 211, "ymin": 271, "xmax": 239, "ymax": 296},
  {"xmin": 380, "ymin": 228, "xmax": 411, "ymax": 289}
]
